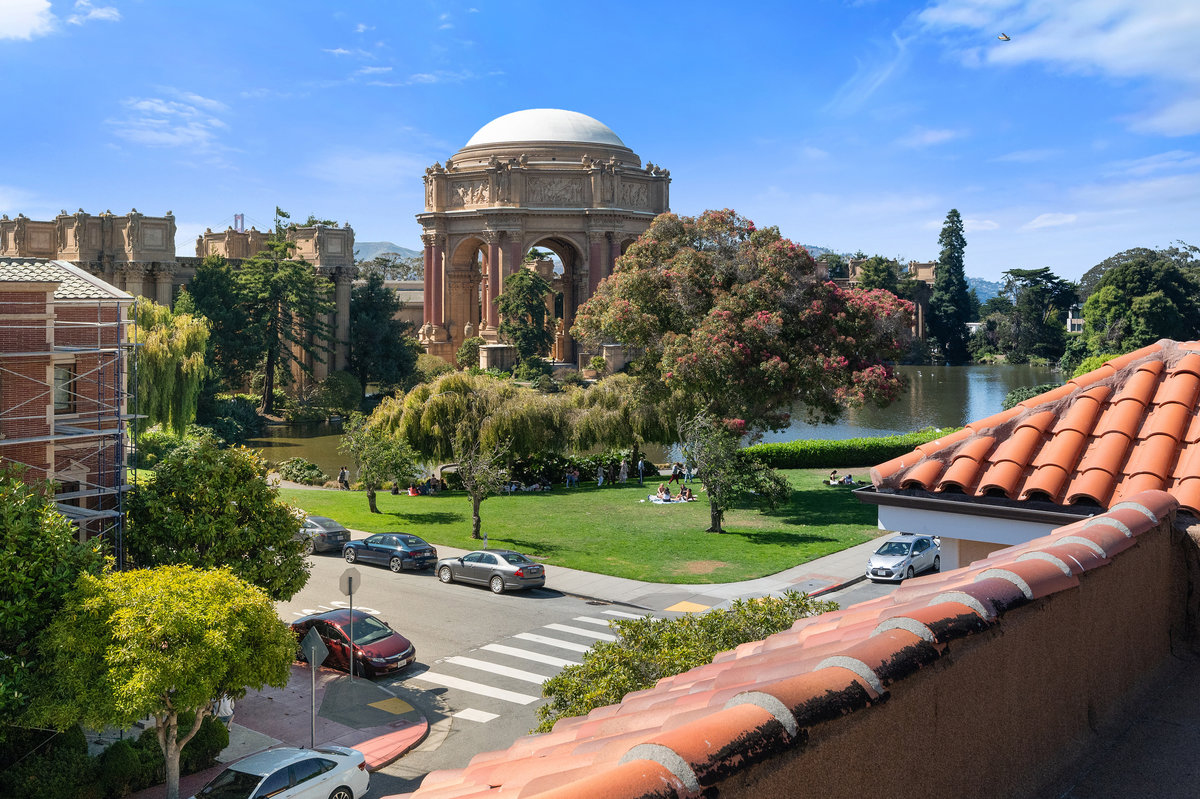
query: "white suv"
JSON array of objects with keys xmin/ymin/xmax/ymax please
[{"xmin": 190, "ymin": 745, "xmax": 368, "ymax": 799}]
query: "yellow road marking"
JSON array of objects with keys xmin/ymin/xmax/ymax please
[
  {"xmin": 664, "ymin": 601, "xmax": 710, "ymax": 613},
  {"xmin": 369, "ymin": 697, "xmax": 414, "ymax": 714}
]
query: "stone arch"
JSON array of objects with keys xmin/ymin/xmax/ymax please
[
  {"xmin": 524, "ymin": 235, "xmax": 586, "ymax": 362},
  {"xmin": 445, "ymin": 235, "xmax": 489, "ymax": 344}
]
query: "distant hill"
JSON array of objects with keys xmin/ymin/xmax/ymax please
[
  {"xmin": 966, "ymin": 277, "xmax": 1003, "ymax": 303},
  {"xmin": 355, "ymin": 241, "xmax": 421, "ymax": 262}
]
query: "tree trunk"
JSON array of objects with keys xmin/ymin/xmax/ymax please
[
  {"xmin": 472, "ymin": 494, "xmax": 482, "ymax": 539},
  {"xmin": 367, "ymin": 488, "xmax": 379, "ymax": 514},
  {"xmin": 261, "ymin": 337, "xmax": 277, "ymax": 414},
  {"xmin": 707, "ymin": 498, "xmax": 724, "ymax": 533}
]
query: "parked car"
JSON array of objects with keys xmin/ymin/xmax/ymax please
[
  {"xmin": 290, "ymin": 608, "xmax": 416, "ymax": 677},
  {"xmin": 189, "ymin": 745, "xmax": 368, "ymax": 799},
  {"xmin": 436, "ymin": 548, "xmax": 546, "ymax": 594},
  {"xmin": 342, "ymin": 533, "xmax": 438, "ymax": 572},
  {"xmin": 296, "ymin": 515, "xmax": 351, "ymax": 555},
  {"xmin": 866, "ymin": 534, "xmax": 941, "ymax": 582}
]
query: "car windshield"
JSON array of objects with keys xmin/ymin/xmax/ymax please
[
  {"xmin": 350, "ymin": 615, "xmax": 394, "ymax": 646},
  {"xmin": 196, "ymin": 767, "xmax": 262, "ymax": 798},
  {"xmin": 501, "ymin": 552, "xmax": 532, "ymax": 565},
  {"xmin": 398, "ymin": 535, "xmax": 427, "ymax": 547},
  {"xmin": 876, "ymin": 541, "xmax": 912, "ymax": 556},
  {"xmin": 310, "ymin": 518, "xmax": 342, "ymax": 531}
]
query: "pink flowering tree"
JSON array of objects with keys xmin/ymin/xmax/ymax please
[{"xmin": 572, "ymin": 209, "xmax": 913, "ymax": 435}]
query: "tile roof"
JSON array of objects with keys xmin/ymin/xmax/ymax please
[
  {"xmin": 396, "ymin": 490, "xmax": 1177, "ymax": 799},
  {"xmin": 0, "ymin": 258, "xmax": 132, "ymax": 301},
  {"xmin": 871, "ymin": 340, "xmax": 1200, "ymax": 515}
]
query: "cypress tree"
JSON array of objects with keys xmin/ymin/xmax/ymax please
[{"xmin": 929, "ymin": 208, "xmax": 971, "ymax": 363}]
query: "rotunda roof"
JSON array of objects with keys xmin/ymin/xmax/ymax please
[{"xmin": 464, "ymin": 109, "xmax": 626, "ymax": 149}]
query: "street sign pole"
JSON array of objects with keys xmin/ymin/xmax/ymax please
[
  {"xmin": 299, "ymin": 627, "xmax": 328, "ymax": 750},
  {"xmin": 338, "ymin": 567, "xmax": 362, "ymax": 683},
  {"xmin": 311, "ymin": 660, "xmax": 316, "ymax": 747}
]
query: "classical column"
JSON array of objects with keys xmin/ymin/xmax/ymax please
[
  {"xmin": 484, "ymin": 232, "xmax": 501, "ymax": 330},
  {"xmin": 432, "ymin": 235, "xmax": 445, "ymax": 327},
  {"xmin": 504, "ymin": 233, "xmax": 522, "ymax": 279},
  {"xmin": 121, "ymin": 263, "xmax": 147, "ymax": 298},
  {"xmin": 587, "ymin": 232, "xmax": 605, "ymax": 297},
  {"xmin": 606, "ymin": 233, "xmax": 618, "ymax": 278},
  {"xmin": 154, "ymin": 264, "xmax": 176, "ymax": 307},
  {"xmin": 334, "ymin": 269, "xmax": 352, "ymax": 370},
  {"xmin": 421, "ymin": 233, "xmax": 434, "ymax": 330}
]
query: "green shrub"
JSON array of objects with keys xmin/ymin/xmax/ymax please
[
  {"xmin": 415, "ymin": 353, "xmax": 454, "ymax": 384},
  {"xmin": 277, "ymin": 457, "xmax": 329, "ymax": 485},
  {"xmin": 536, "ymin": 591, "xmax": 836, "ymax": 732},
  {"xmin": 456, "ymin": 336, "xmax": 487, "ymax": 369},
  {"xmin": 98, "ymin": 738, "xmax": 141, "ymax": 798},
  {"xmin": 1001, "ymin": 383, "xmax": 1061, "ymax": 410},
  {"xmin": 179, "ymin": 714, "xmax": 228, "ymax": 774},
  {"xmin": 196, "ymin": 394, "xmax": 264, "ymax": 445},
  {"xmin": 1072, "ymin": 353, "xmax": 1122, "ymax": 379},
  {"xmin": 558, "ymin": 370, "xmax": 585, "ymax": 387},
  {"xmin": 588, "ymin": 355, "xmax": 607, "ymax": 374},
  {"xmin": 513, "ymin": 357, "xmax": 551, "ymax": 381},
  {"xmin": 130, "ymin": 428, "xmax": 186, "ymax": 469},
  {"xmin": 0, "ymin": 726, "xmax": 99, "ymax": 799},
  {"xmin": 742, "ymin": 428, "xmax": 952, "ymax": 469},
  {"xmin": 314, "ymin": 371, "xmax": 363, "ymax": 415},
  {"xmin": 532, "ymin": 374, "xmax": 558, "ymax": 393}
]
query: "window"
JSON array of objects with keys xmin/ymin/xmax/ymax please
[
  {"xmin": 54, "ymin": 365, "xmax": 75, "ymax": 413},
  {"xmin": 251, "ymin": 766, "xmax": 292, "ymax": 798},
  {"xmin": 480, "ymin": 553, "xmax": 498, "ymax": 565},
  {"xmin": 463, "ymin": 552, "xmax": 483, "ymax": 564},
  {"xmin": 290, "ymin": 758, "xmax": 335, "ymax": 786}
]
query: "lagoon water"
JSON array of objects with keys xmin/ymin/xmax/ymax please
[{"xmin": 248, "ymin": 364, "xmax": 1062, "ymax": 476}]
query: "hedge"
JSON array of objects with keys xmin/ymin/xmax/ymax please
[{"xmin": 742, "ymin": 428, "xmax": 954, "ymax": 469}]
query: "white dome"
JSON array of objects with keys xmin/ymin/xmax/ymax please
[{"xmin": 464, "ymin": 109, "xmax": 626, "ymax": 149}]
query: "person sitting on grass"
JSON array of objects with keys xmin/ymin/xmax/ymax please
[
  {"xmin": 828, "ymin": 470, "xmax": 839, "ymax": 486},
  {"xmin": 656, "ymin": 483, "xmax": 671, "ymax": 501},
  {"xmin": 681, "ymin": 486, "xmax": 695, "ymax": 501}
]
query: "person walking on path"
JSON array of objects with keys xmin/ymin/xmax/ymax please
[
  {"xmin": 619, "ymin": 459, "xmax": 629, "ymax": 484},
  {"xmin": 637, "ymin": 457, "xmax": 645, "ymax": 486},
  {"xmin": 596, "ymin": 463, "xmax": 605, "ymax": 488},
  {"xmin": 668, "ymin": 462, "xmax": 683, "ymax": 486},
  {"xmin": 338, "ymin": 466, "xmax": 350, "ymax": 490},
  {"xmin": 214, "ymin": 694, "xmax": 235, "ymax": 728}
]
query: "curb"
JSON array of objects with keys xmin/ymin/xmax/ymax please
[{"xmin": 810, "ymin": 574, "xmax": 867, "ymax": 597}]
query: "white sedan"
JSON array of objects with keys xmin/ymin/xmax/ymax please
[
  {"xmin": 190, "ymin": 745, "xmax": 368, "ymax": 799},
  {"xmin": 865, "ymin": 534, "xmax": 941, "ymax": 582}
]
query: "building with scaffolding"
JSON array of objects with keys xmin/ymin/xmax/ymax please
[{"xmin": 0, "ymin": 258, "xmax": 133, "ymax": 552}]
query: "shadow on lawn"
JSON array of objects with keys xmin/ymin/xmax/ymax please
[
  {"xmin": 496, "ymin": 538, "xmax": 565, "ymax": 557},
  {"xmin": 759, "ymin": 486, "xmax": 876, "ymax": 527},
  {"xmin": 382, "ymin": 509, "xmax": 466, "ymax": 525},
  {"xmin": 723, "ymin": 528, "xmax": 839, "ymax": 547}
]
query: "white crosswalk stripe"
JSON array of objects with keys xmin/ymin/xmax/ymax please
[
  {"xmin": 481, "ymin": 644, "xmax": 580, "ymax": 668},
  {"xmin": 454, "ymin": 708, "xmax": 499, "ymax": 723},
  {"xmin": 411, "ymin": 671, "xmax": 539, "ymax": 704},
  {"xmin": 444, "ymin": 656, "xmax": 549, "ymax": 684},
  {"xmin": 603, "ymin": 609, "xmax": 645, "ymax": 619},
  {"xmin": 573, "ymin": 616, "xmax": 616, "ymax": 627},
  {"xmin": 513, "ymin": 632, "xmax": 592, "ymax": 652},
  {"xmin": 544, "ymin": 623, "xmax": 617, "ymax": 641}
]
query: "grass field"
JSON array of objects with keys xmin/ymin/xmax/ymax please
[{"xmin": 277, "ymin": 469, "xmax": 881, "ymax": 584}]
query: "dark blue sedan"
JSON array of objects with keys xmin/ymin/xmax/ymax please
[{"xmin": 343, "ymin": 533, "xmax": 438, "ymax": 572}]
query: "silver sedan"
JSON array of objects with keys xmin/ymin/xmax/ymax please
[{"xmin": 436, "ymin": 548, "xmax": 546, "ymax": 594}]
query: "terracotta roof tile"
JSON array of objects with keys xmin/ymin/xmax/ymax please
[
  {"xmin": 402, "ymin": 494, "xmax": 1177, "ymax": 799},
  {"xmin": 871, "ymin": 341, "xmax": 1200, "ymax": 511}
]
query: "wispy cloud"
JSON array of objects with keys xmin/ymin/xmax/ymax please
[
  {"xmin": 824, "ymin": 33, "xmax": 911, "ymax": 115},
  {"xmin": 897, "ymin": 127, "xmax": 963, "ymax": 148},
  {"xmin": 1105, "ymin": 150, "xmax": 1200, "ymax": 177},
  {"xmin": 1, "ymin": 0, "xmax": 55, "ymax": 39},
  {"xmin": 992, "ymin": 148, "xmax": 1059, "ymax": 163},
  {"xmin": 1022, "ymin": 212, "xmax": 1077, "ymax": 230},
  {"xmin": 107, "ymin": 90, "xmax": 228, "ymax": 149},
  {"xmin": 964, "ymin": 217, "xmax": 999, "ymax": 231},
  {"xmin": 358, "ymin": 66, "xmax": 392, "ymax": 75},
  {"xmin": 67, "ymin": 0, "xmax": 119, "ymax": 25},
  {"xmin": 920, "ymin": 0, "xmax": 1200, "ymax": 135},
  {"xmin": 438, "ymin": 12, "xmax": 453, "ymax": 30},
  {"xmin": 354, "ymin": 23, "xmax": 373, "ymax": 34}
]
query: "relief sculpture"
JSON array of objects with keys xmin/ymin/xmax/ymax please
[
  {"xmin": 621, "ymin": 182, "xmax": 649, "ymax": 209},
  {"xmin": 449, "ymin": 179, "xmax": 491, "ymax": 207},
  {"xmin": 529, "ymin": 176, "xmax": 583, "ymax": 205}
]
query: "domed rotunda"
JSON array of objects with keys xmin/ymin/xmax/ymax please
[{"xmin": 416, "ymin": 109, "xmax": 670, "ymax": 365}]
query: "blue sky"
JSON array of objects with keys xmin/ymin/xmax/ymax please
[{"xmin": 1, "ymin": 0, "xmax": 1198, "ymax": 282}]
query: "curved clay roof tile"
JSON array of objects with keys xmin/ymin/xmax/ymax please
[
  {"xmin": 1168, "ymin": 351, "xmax": 1200, "ymax": 378},
  {"xmin": 1066, "ymin": 468, "xmax": 1117, "ymax": 507},
  {"xmin": 1092, "ymin": 398, "xmax": 1148, "ymax": 438},
  {"xmin": 899, "ymin": 458, "xmax": 946, "ymax": 490},
  {"xmin": 1151, "ymin": 371, "xmax": 1200, "ymax": 408},
  {"xmin": 976, "ymin": 460, "xmax": 1025, "ymax": 498},
  {"xmin": 1019, "ymin": 464, "xmax": 1071, "ymax": 503},
  {"xmin": 1110, "ymin": 361, "xmax": 1165, "ymax": 405}
]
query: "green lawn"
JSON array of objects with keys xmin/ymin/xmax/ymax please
[{"xmin": 278, "ymin": 469, "xmax": 881, "ymax": 584}]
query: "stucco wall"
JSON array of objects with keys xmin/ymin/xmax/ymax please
[{"xmin": 725, "ymin": 513, "xmax": 1189, "ymax": 799}]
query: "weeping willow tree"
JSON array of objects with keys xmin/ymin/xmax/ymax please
[
  {"xmin": 564, "ymin": 373, "xmax": 674, "ymax": 463},
  {"xmin": 131, "ymin": 297, "xmax": 210, "ymax": 437},
  {"xmin": 372, "ymin": 372, "xmax": 573, "ymax": 538}
]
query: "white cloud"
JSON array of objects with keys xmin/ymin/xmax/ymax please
[
  {"xmin": 1105, "ymin": 150, "xmax": 1200, "ymax": 177},
  {"xmin": 964, "ymin": 217, "xmax": 1000, "ymax": 231},
  {"xmin": 357, "ymin": 66, "xmax": 392, "ymax": 75},
  {"xmin": 354, "ymin": 23, "xmax": 373, "ymax": 33},
  {"xmin": 1, "ymin": 0, "xmax": 56, "ymax": 39},
  {"xmin": 920, "ymin": 0, "xmax": 1200, "ymax": 135},
  {"xmin": 897, "ymin": 127, "xmax": 962, "ymax": 148},
  {"xmin": 824, "ymin": 33, "xmax": 911, "ymax": 115},
  {"xmin": 1022, "ymin": 212, "xmax": 1077, "ymax": 230},
  {"xmin": 108, "ymin": 92, "xmax": 228, "ymax": 149},
  {"xmin": 324, "ymin": 48, "xmax": 352, "ymax": 56},
  {"xmin": 67, "ymin": 0, "xmax": 119, "ymax": 25}
]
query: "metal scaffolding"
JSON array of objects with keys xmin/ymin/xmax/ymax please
[{"xmin": 0, "ymin": 295, "xmax": 136, "ymax": 562}]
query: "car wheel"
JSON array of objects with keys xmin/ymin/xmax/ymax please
[
  {"xmin": 328, "ymin": 786, "xmax": 354, "ymax": 799},
  {"xmin": 344, "ymin": 548, "xmax": 357, "ymax": 563},
  {"xmin": 933, "ymin": 555, "xmax": 941, "ymax": 572},
  {"xmin": 905, "ymin": 566, "xmax": 915, "ymax": 579},
  {"xmin": 303, "ymin": 537, "xmax": 315, "ymax": 556},
  {"xmin": 438, "ymin": 566, "xmax": 453, "ymax": 583},
  {"xmin": 390, "ymin": 556, "xmax": 405, "ymax": 573},
  {"xmin": 490, "ymin": 575, "xmax": 505, "ymax": 594}
]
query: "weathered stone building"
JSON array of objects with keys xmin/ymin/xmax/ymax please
[
  {"xmin": 0, "ymin": 209, "xmax": 356, "ymax": 382},
  {"xmin": 416, "ymin": 109, "xmax": 671, "ymax": 365}
]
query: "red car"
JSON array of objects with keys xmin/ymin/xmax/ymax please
[{"xmin": 291, "ymin": 608, "xmax": 416, "ymax": 678}]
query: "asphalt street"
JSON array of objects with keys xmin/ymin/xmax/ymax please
[{"xmin": 277, "ymin": 549, "xmax": 676, "ymax": 797}]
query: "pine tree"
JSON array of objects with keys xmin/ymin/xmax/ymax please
[{"xmin": 929, "ymin": 208, "xmax": 972, "ymax": 363}]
